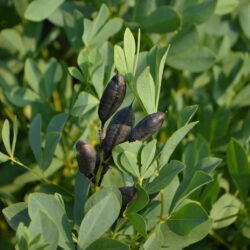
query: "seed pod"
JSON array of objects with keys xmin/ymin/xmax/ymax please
[
  {"xmin": 129, "ymin": 112, "xmax": 165, "ymax": 142},
  {"xmin": 102, "ymin": 103, "xmax": 135, "ymax": 159},
  {"xmin": 98, "ymin": 73, "xmax": 126, "ymax": 127},
  {"xmin": 75, "ymin": 140, "xmax": 96, "ymax": 179},
  {"xmin": 119, "ymin": 186, "xmax": 137, "ymax": 208}
]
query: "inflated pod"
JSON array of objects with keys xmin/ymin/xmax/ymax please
[
  {"xmin": 128, "ymin": 112, "xmax": 165, "ymax": 142},
  {"xmin": 98, "ymin": 73, "xmax": 126, "ymax": 127},
  {"xmin": 102, "ymin": 103, "xmax": 135, "ymax": 159},
  {"xmin": 119, "ymin": 187, "xmax": 137, "ymax": 213},
  {"xmin": 75, "ymin": 140, "xmax": 96, "ymax": 179}
]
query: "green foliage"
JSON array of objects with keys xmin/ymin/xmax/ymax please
[{"xmin": 1, "ymin": 1, "xmax": 250, "ymax": 249}]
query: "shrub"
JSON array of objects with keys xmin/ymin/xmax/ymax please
[{"xmin": 1, "ymin": 1, "xmax": 250, "ymax": 249}]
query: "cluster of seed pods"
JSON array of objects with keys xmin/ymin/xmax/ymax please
[{"xmin": 76, "ymin": 73, "xmax": 165, "ymax": 208}]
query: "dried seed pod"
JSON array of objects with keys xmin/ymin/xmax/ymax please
[
  {"xmin": 119, "ymin": 186, "xmax": 137, "ymax": 209},
  {"xmin": 102, "ymin": 103, "xmax": 135, "ymax": 159},
  {"xmin": 129, "ymin": 112, "xmax": 165, "ymax": 142},
  {"xmin": 98, "ymin": 73, "xmax": 126, "ymax": 127},
  {"xmin": 75, "ymin": 140, "xmax": 96, "ymax": 179}
]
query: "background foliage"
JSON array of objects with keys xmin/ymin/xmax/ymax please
[{"xmin": 0, "ymin": 0, "xmax": 250, "ymax": 249}]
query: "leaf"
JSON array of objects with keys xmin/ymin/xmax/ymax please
[
  {"xmin": 83, "ymin": 4, "xmax": 109, "ymax": 45},
  {"xmin": 0, "ymin": 152, "xmax": 9, "ymax": 163},
  {"xmin": 6, "ymin": 87, "xmax": 40, "ymax": 107},
  {"xmin": 42, "ymin": 58, "xmax": 62, "ymax": 100},
  {"xmin": 1, "ymin": 29, "xmax": 26, "ymax": 55},
  {"xmin": 136, "ymin": 67, "xmax": 156, "ymax": 114},
  {"xmin": 46, "ymin": 113, "xmax": 68, "ymax": 133},
  {"xmin": 91, "ymin": 18, "xmax": 123, "ymax": 47},
  {"xmin": 133, "ymin": 0, "xmax": 157, "ymax": 22},
  {"xmin": 126, "ymin": 187, "xmax": 149, "ymax": 214},
  {"xmin": 169, "ymin": 25, "xmax": 199, "ymax": 55},
  {"xmin": 196, "ymin": 157, "xmax": 222, "ymax": 174},
  {"xmin": 2, "ymin": 119, "xmax": 11, "ymax": 156},
  {"xmin": 159, "ymin": 121, "xmax": 199, "ymax": 168},
  {"xmin": 156, "ymin": 46, "xmax": 169, "ymax": 107},
  {"xmin": 24, "ymin": 58, "xmax": 41, "ymax": 94},
  {"xmin": 142, "ymin": 6, "xmax": 181, "ymax": 33},
  {"xmin": 68, "ymin": 67, "xmax": 84, "ymax": 82},
  {"xmin": 179, "ymin": 0, "xmax": 217, "ymax": 25},
  {"xmin": 74, "ymin": 172, "xmax": 90, "ymax": 229},
  {"xmin": 232, "ymin": 84, "xmax": 250, "ymax": 108},
  {"xmin": 167, "ymin": 201, "xmax": 209, "ymax": 236},
  {"xmin": 147, "ymin": 160, "xmax": 185, "ymax": 194},
  {"xmin": 178, "ymin": 105, "xmax": 199, "ymax": 128},
  {"xmin": 114, "ymin": 45, "xmax": 127, "ymax": 75},
  {"xmin": 143, "ymin": 226, "xmax": 162, "ymax": 250},
  {"xmin": 210, "ymin": 193, "xmax": 241, "ymax": 229},
  {"xmin": 28, "ymin": 193, "xmax": 74, "ymax": 250},
  {"xmin": 84, "ymin": 187, "xmax": 121, "ymax": 214},
  {"xmin": 86, "ymin": 238, "xmax": 128, "ymax": 250},
  {"xmin": 29, "ymin": 210, "xmax": 59, "ymax": 250},
  {"xmin": 227, "ymin": 139, "xmax": 250, "ymax": 202},
  {"xmin": 11, "ymin": 116, "xmax": 18, "ymax": 156},
  {"xmin": 239, "ymin": 3, "xmax": 250, "ymax": 40},
  {"xmin": 71, "ymin": 92, "xmax": 99, "ymax": 117},
  {"xmin": 63, "ymin": 10, "xmax": 84, "ymax": 50},
  {"xmin": 29, "ymin": 114, "xmax": 42, "ymax": 166},
  {"xmin": 2, "ymin": 202, "xmax": 30, "ymax": 231},
  {"xmin": 42, "ymin": 132, "xmax": 61, "ymax": 170},
  {"xmin": 24, "ymin": 0, "xmax": 65, "ymax": 21},
  {"xmin": 167, "ymin": 46, "xmax": 216, "ymax": 72},
  {"xmin": 77, "ymin": 193, "xmax": 121, "ymax": 250},
  {"xmin": 140, "ymin": 140, "xmax": 156, "ymax": 177},
  {"xmin": 124, "ymin": 28, "xmax": 136, "ymax": 74},
  {"xmin": 215, "ymin": 0, "xmax": 239, "ymax": 15},
  {"xmin": 160, "ymin": 206, "xmax": 212, "ymax": 248},
  {"xmin": 182, "ymin": 135, "xmax": 209, "ymax": 175},
  {"xmin": 170, "ymin": 171, "xmax": 213, "ymax": 212},
  {"xmin": 120, "ymin": 151, "xmax": 140, "ymax": 177},
  {"xmin": 16, "ymin": 223, "xmax": 29, "ymax": 250},
  {"xmin": 127, "ymin": 213, "xmax": 147, "ymax": 237}
]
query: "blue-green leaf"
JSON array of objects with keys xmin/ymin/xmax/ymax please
[
  {"xmin": 159, "ymin": 122, "xmax": 199, "ymax": 168},
  {"xmin": 136, "ymin": 67, "xmax": 156, "ymax": 114},
  {"xmin": 77, "ymin": 193, "xmax": 121, "ymax": 250},
  {"xmin": 2, "ymin": 202, "xmax": 30, "ymax": 231},
  {"xmin": 29, "ymin": 114, "xmax": 42, "ymax": 166},
  {"xmin": 2, "ymin": 119, "xmax": 11, "ymax": 156},
  {"xmin": 227, "ymin": 139, "xmax": 250, "ymax": 202},
  {"xmin": 24, "ymin": 0, "xmax": 65, "ymax": 21}
]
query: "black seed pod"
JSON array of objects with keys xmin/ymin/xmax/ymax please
[
  {"xmin": 119, "ymin": 187, "xmax": 137, "ymax": 216},
  {"xmin": 98, "ymin": 73, "xmax": 126, "ymax": 127},
  {"xmin": 128, "ymin": 112, "xmax": 165, "ymax": 142},
  {"xmin": 102, "ymin": 103, "xmax": 135, "ymax": 159},
  {"xmin": 75, "ymin": 140, "xmax": 96, "ymax": 179}
]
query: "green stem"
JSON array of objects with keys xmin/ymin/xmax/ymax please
[
  {"xmin": 11, "ymin": 157, "xmax": 73, "ymax": 197},
  {"xmin": 112, "ymin": 219, "xmax": 127, "ymax": 239},
  {"xmin": 159, "ymin": 191, "xmax": 164, "ymax": 221},
  {"xmin": 209, "ymin": 230, "xmax": 232, "ymax": 249},
  {"xmin": 11, "ymin": 157, "xmax": 49, "ymax": 183}
]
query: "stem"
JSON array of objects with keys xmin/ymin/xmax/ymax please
[
  {"xmin": 11, "ymin": 157, "xmax": 74, "ymax": 197},
  {"xmin": 112, "ymin": 219, "xmax": 127, "ymax": 239},
  {"xmin": 11, "ymin": 157, "xmax": 49, "ymax": 183},
  {"xmin": 159, "ymin": 191, "xmax": 164, "ymax": 221},
  {"xmin": 209, "ymin": 230, "xmax": 232, "ymax": 249}
]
